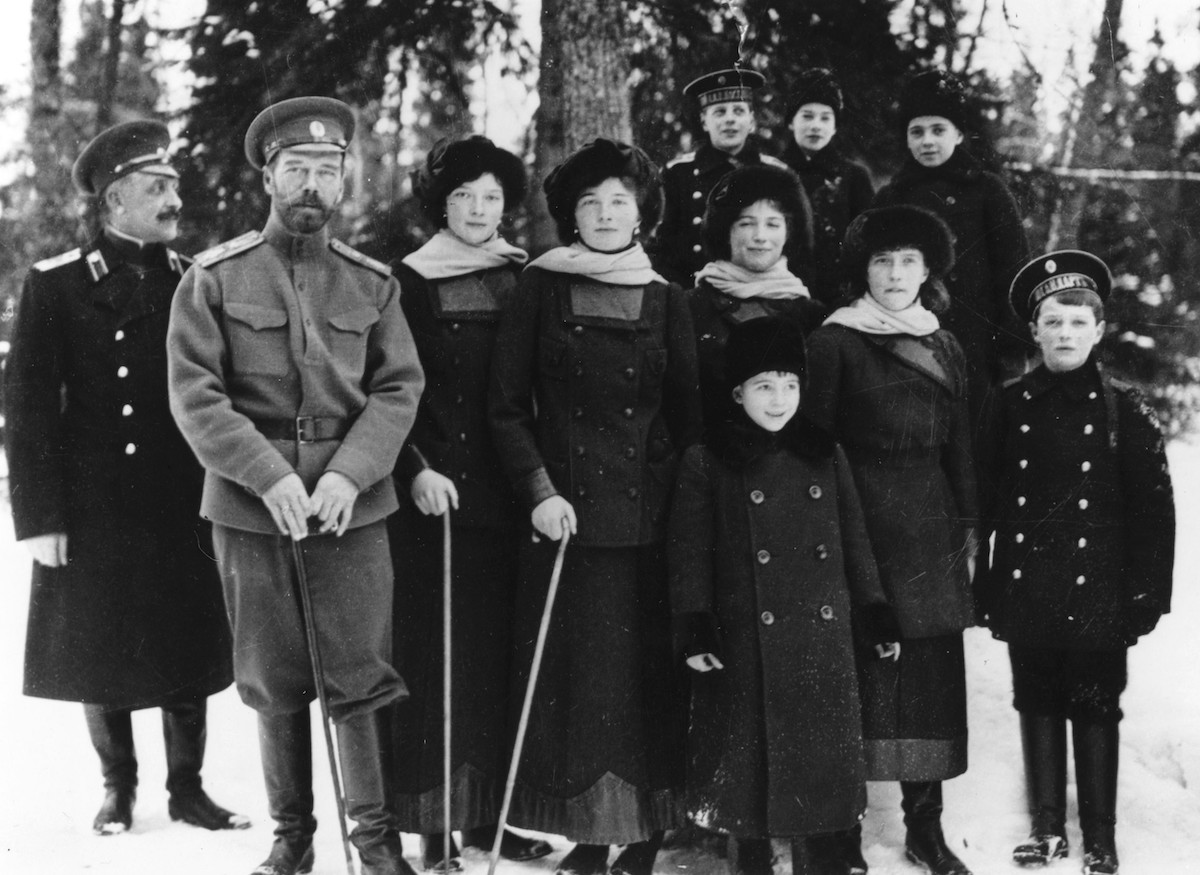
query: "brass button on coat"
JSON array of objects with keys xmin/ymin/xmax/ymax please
[
  {"xmin": 808, "ymin": 485, "xmax": 822, "ymax": 499},
  {"xmin": 750, "ymin": 490, "xmax": 764, "ymax": 504},
  {"xmin": 760, "ymin": 611, "xmax": 775, "ymax": 626},
  {"xmin": 756, "ymin": 549, "xmax": 770, "ymax": 565}
]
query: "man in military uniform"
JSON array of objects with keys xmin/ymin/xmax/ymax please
[
  {"xmin": 167, "ymin": 97, "xmax": 424, "ymax": 875},
  {"xmin": 4, "ymin": 121, "xmax": 245, "ymax": 836},
  {"xmin": 654, "ymin": 67, "xmax": 812, "ymax": 287}
]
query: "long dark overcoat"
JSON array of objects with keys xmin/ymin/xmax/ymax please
[
  {"xmin": 980, "ymin": 361, "xmax": 1174, "ymax": 651},
  {"xmin": 668, "ymin": 426, "xmax": 886, "ymax": 838},
  {"xmin": 387, "ymin": 260, "xmax": 523, "ymax": 830},
  {"xmin": 781, "ymin": 143, "xmax": 874, "ymax": 305},
  {"xmin": 4, "ymin": 234, "xmax": 233, "ymax": 708}
]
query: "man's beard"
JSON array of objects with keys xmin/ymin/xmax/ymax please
[{"xmin": 278, "ymin": 193, "xmax": 336, "ymax": 234}]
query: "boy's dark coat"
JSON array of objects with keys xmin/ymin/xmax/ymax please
[
  {"xmin": 980, "ymin": 362, "xmax": 1174, "ymax": 649},
  {"xmin": 668, "ymin": 420, "xmax": 886, "ymax": 836}
]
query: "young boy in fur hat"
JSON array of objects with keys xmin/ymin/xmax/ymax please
[
  {"xmin": 979, "ymin": 251, "xmax": 1175, "ymax": 875},
  {"xmin": 667, "ymin": 316, "xmax": 900, "ymax": 875}
]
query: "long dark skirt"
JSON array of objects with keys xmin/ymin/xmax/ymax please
[
  {"xmin": 387, "ymin": 506, "xmax": 520, "ymax": 831},
  {"xmin": 858, "ymin": 634, "xmax": 967, "ymax": 781},
  {"xmin": 506, "ymin": 540, "xmax": 684, "ymax": 844}
]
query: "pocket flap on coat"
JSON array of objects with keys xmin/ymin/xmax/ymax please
[
  {"xmin": 329, "ymin": 307, "xmax": 381, "ymax": 334},
  {"xmin": 225, "ymin": 302, "xmax": 288, "ymax": 330}
]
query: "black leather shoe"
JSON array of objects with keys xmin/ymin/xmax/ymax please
[
  {"xmin": 461, "ymin": 825, "xmax": 554, "ymax": 861},
  {"xmin": 556, "ymin": 843, "xmax": 611, "ymax": 875},
  {"xmin": 169, "ymin": 790, "xmax": 251, "ymax": 830},
  {"xmin": 93, "ymin": 788, "xmax": 135, "ymax": 835},
  {"xmin": 1082, "ymin": 848, "xmax": 1119, "ymax": 875},
  {"xmin": 250, "ymin": 840, "xmax": 314, "ymax": 875},
  {"xmin": 420, "ymin": 834, "xmax": 463, "ymax": 872},
  {"xmin": 1012, "ymin": 833, "xmax": 1068, "ymax": 867}
]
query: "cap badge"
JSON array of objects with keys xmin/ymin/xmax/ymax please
[
  {"xmin": 310, "ymin": 120, "xmax": 326, "ymax": 138},
  {"xmin": 717, "ymin": 74, "xmax": 727, "ymax": 85},
  {"xmin": 1045, "ymin": 259, "xmax": 1057, "ymax": 274}
]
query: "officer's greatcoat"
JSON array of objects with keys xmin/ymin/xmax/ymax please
[{"xmin": 5, "ymin": 234, "xmax": 233, "ymax": 708}]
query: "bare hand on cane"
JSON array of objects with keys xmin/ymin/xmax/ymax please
[
  {"xmin": 411, "ymin": 469, "xmax": 460, "ymax": 516},
  {"xmin": 263, "ymin": 473, "xmax": 313, "ymax": 540},
  {"xmin": 531, "ymin": 496, "xmax": 577, "ymax": 542}
]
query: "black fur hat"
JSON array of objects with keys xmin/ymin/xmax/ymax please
[
  {"xmin": 897, "ymin": 69, "xmax": 970, "ymax": 132},
  {"xmin": 725, "ymin": 315, "xmax": 808, "ymax": 388},
  {"xmin": 785, "ymin": 68, "xmax": 844, "ymax": 124},
  {"xmin": 543, "ymin": 138, "xmax": 663, "ymax": 243},
  {"xmin": 840, "ymin": 205, "xmax": 956, "ymax": 284},
  {"xmin": 412, "ymin": 136, "xmax": 527, "ymax": 228},
  {"xmin": 703, "ymin": 164, "xmax": 809, "ymax": 262}
]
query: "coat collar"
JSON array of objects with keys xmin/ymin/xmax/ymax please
[
  {"xmin": 83, "ymin": 232, "xmax": 182, "ymax": 323},
  {"xmin": 262, "ymin": 211, "xmax": 331, "ymax": 260},
  {"xmin": 891, "ymin": 147, "xmax": 982, "ymax": 189},
  {"xmin": 782, "ymin": 141, "xmax": 845, "ymax": 180},
  {"xmin": 695, "ymin": 139, "xmax": 767, "ymax": 173},
  {"xmin": 1021, "ymin": 358, "xmax": 1103, "ymax": 402}
]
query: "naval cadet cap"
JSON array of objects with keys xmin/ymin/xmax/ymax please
[
  {"xmin": 244, "ymin": 96, "xmax": 356, "ymax": 170},
  {"xmin": 1009, "ymin": 250, "xmax": 1112, "ymax": 324},
  {"xmin": 683, "ymin": 67, "xmax": 766, "ymax": 108},
  {"xmin": 72, "ymin": 120, "xmax": 178, "ymax": 196}
]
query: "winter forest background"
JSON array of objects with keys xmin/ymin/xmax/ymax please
[{"xmin": 1, "ymin": 0, "xmax": 1200, "ymax": 433}]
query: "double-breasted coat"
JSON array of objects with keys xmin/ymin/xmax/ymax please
[
  {"xmin": 668, "ymin": 421, "xmax": 886, "ymax": 838},
  {"xmin": 781, "ymin": 143, "xmax": 874, "ymax": 305},
  {"xmin": 488, "ymin": 265, "xmax": 702, "ymax": 843},
  {"xmin": 387, "ymin": 260, "xmax": 524, "ymax": 829},
  {"xmin": 656, "ymin": 142, "xmax": 810, "ymax": 288},
  {"xmin": 980, "ymin": 361, "xmax": 1174, "ymax": 651},
  {"xmin": 5, "ymin": 233, "xmax": 233, "ymax": 709}
]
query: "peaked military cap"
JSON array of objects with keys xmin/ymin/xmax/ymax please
[
  {"xmin": 72, "ymin": 120, "xmax": 178, "ymax": 196},
  {"xmin": 1009, "ymin": 250, "xmax": 1112, "ymax": 323},
  {"xmin": 244, "ymin": 96, "xmax": 356, "ymax": 170},
  {"xmin": 684, "ymin": 67, "xmax": 766, "ymax": 108}
]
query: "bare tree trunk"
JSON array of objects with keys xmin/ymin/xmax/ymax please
[
  {"xmin": 28, "ymin": 0, "xmax": 76, "ymax": 248},
  {"xmin": 531, "ymin": 0, "xmax": 634, "ymax": 252},
  {"xmin": 97, "ymin": 0, "xmax": 127, "ymax": 130}
]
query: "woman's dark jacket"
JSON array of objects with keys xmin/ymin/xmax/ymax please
[
  {"xmin": 979, "ymin": 361, "xmax": 1174, "ymax": 650},
  {"xmin": 781, "ymin": 142, "xmax": 874, "ymax": 305},
  {"xmin": 489, "ymin": 266, "xmax": 702, "ymax": 547},
  {"xmin": 805, "ymin": 323, "xmax": 978, "ymax": 637},
  {"xmin": 668, "ymin": 416, "xmax": 885, "ymax": 836}
]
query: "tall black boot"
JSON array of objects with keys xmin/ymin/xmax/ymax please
[
  {"xmin": 611, "ymin": 831, "xmax": 663, "ymax": 875},
  {"xmin": 163, "ymin": 699, "xmax": 251, "ymax": 830},
  {"xmin": 420, "ymin": 834, "xmax": 462, "ymax": 873},
  {"xmin": 84, "ymin": 705, "xmax": 137, "ymax": 835},
  {"xmin": 251, "ymin": 710, "xmax": 316, "ymax": 875},
  {"xmin": 1012, "ymin": 714, "xmax": 1068, "ymax": 866},
  {"xmin": 730, "ymin": 837, "xmax": 775, "ymax": 875},
  {"xmin": 828, "ymin": 824, "xmax": 868, "ymax": 875},
  {"xmin": 901, "ymin": 782, "xmax": 972, "ymax": 875},
  {"xmin": 338, "ymin": 710, "xmax": 417, "ymax": 875},
  {"xmin": 556, "ymin": 843, "xmax": 611, "ymax": 875},
  {"xmin": 1074, "ymin": 721, "xmax": 1120, "ymax": 875}
]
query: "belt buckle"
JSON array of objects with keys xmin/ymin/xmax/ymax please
[{"xmin": 295, "ymin": 416, "xmax": 317, "ymax": 443}]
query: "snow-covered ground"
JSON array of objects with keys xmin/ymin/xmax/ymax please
[{"xmin": 1, "ymin": 443, "xmax": 1197, "ymax": 875}]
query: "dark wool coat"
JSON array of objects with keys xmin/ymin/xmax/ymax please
[
  {"xmin": 668, "ymin": 421, "xmax": 885, "ymax": 838},
  {"xmin": 781, "ymin": 143, "xmax": 874, "ymax": 305},
  {"xmin": 805, "ymin": 324, "xmax": 977, "ymax": 637},
  {"xmin": 689, "ymin": 281, "xmax": 827, "ymax": 437},
  {"xmin": 489, "ymin": 267, "xmax": 702, "ymax": 547},
  {"xmin": 980, "ymin": 362, "xmax": 1174, "ymax": 651},
  {"xmin": 387, "ymin": 261, "xmax": 523, "ymax": 830},
  {"xmin": 655, "ymin": 141, "xmax": 810, "ymax": 288},
  {"xmin": 873, "ymin": 150, "xmax": 1030, "ymax": 394},
  {"xmin": 5, "ymin": 234, "xmax": 233, "ymax": 708}
]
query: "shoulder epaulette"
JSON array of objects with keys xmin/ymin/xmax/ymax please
[
  {"xmin": 330, "ymin": 238, "xmax": 391, "ymax": 277},
  {"xmin": 761, "ymin": 154, "xmax": 789, "ymax": 169},
  {"xmin": 166, "ymin": 248, "xmax": 193, "ymax": 276},
  {"xmin": 33, "ymin": 248, "xmax": 82, "ymax": 273},
  {"xmin": 194, "ymin": 231, "xmax": 265, "ymax": 268},
  {"xmin": 666, "ymin": 151, "xmax": 697, "ymax": 169}
]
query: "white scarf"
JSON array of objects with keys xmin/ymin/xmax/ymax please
[
  {"xmin": 822, "ymin": 294, "xmax": 940, "ymax": 336},
  {"xmin": 694, "ymin": 258, "xmax": 810, "ymax": 299},
  {"xmin": 401, "ymin": 229, "xmax": 528, "ymax": 280},
  {"xmin": 527, "ymin": 242, "xmax": 666, "ymax": 286}
]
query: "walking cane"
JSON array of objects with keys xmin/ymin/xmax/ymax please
[
  {"xmin": 292, "ymin": 536, "xmax": 357, "ymax": 875},
  {"xmin": 487, "ymin": 522, "xmax": 571, "ymax": 875},
  {"xmin": 442, "ymin": 509, "xmax": 453, "ymax": 875}
]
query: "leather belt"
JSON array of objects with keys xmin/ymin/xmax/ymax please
[{"xmin": 254, "ymin": 416, "xmax": 351, "ymax": 443}]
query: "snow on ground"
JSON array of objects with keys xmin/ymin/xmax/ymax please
[{"xmin": 0, "ymin": 443, "xmax": 1198, "ymax": 875}]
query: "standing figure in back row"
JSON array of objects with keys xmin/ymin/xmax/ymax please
[
  {"xmin": 655, "ymin": 67, "xmax": 812, "ymax": 288},
  {"xmin": 4, "ymin": 120, "xmax": 244, "ymax": 838}
]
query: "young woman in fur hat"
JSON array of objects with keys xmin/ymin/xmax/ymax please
[
  {"xmin": 689, "ymin": 163, "xmax": 827, "ymax": 439},
  {"xmin": 489, "ymin": 138, "xmax": 702, "ymax": 875},
  {"xmin": 780, "ymin": 68, "xmax": 875, "ymax": 306},
  {"xmin": 805, "ymin": 205, "xmax": 980, "ymax": 875},
  {"xmin": 386, "ymin": 136, "xmax": 554, "ymax": 870}
]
